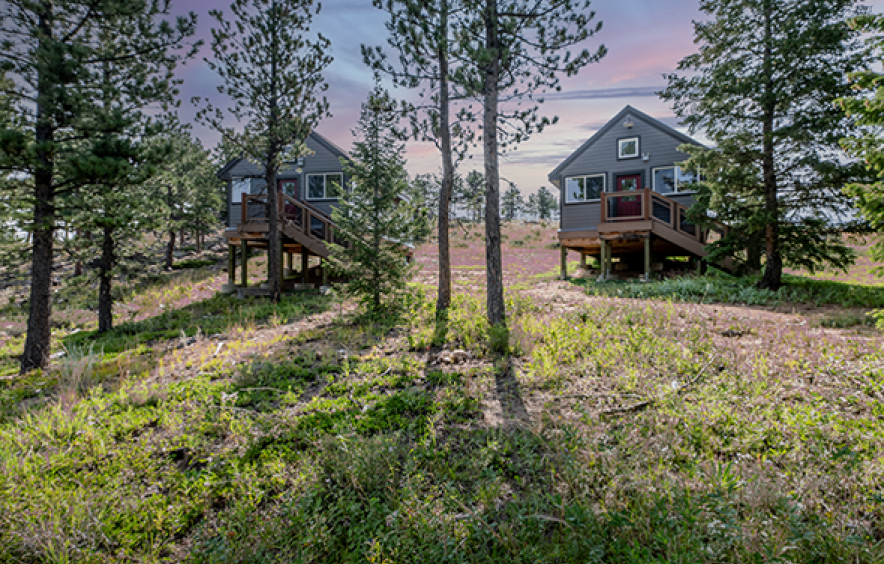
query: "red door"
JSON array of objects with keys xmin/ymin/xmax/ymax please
[{"xmin": 615, "ymin": 174, "xmax": 642, "ymax": 218}]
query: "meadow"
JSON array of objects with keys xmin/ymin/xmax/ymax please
[{"xmin": 1, "ymin": 222, "xmax": 883, "ymax": 563}]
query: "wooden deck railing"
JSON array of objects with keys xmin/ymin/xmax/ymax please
[
  {"xmin": 600, "ymin": 188, "xmax": 727, "ymax": 244},
  {"xmin": 239, "ymin": 192, "xmax": 346, "ymax": 248}
]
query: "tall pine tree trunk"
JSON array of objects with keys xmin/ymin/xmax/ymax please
[
  {"xmin": 98, "ymin": 225, "xmax": 115, "ymax": 333},
  {"xmin": 483, "ymin": 0, "xmax": 505, "ymax": 327},
  {"xmin": 436, "ymin": 0, "xmax": 454, "ymax": 316},
  {"xmin": 265, "ymin": 11, "xmax": 282, "ymax": 304},
  {"xmin": 165, "ymin": 229, "xmax": 175, "ymax": 269},
  {"xmin": 759, "ymin": 0, "xmax": 782, "ymax": 290},
  {"xmin": 265, "ymin": 159, "xmax": 281, "ymax": 302},
  {"xmin": 21, "ymin": 4, "xmax": 55, "ymax": 373}
]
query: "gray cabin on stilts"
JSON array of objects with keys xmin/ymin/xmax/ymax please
[
  {"xmin": 548, "ymin": 105, "xmax": 729, "ymax": 279},
  {"xmin": 218, "ymin": 131, "xmax": 351, "ymax": 297}
]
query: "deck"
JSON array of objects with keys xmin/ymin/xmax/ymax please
[
  {"xmin": 223, "ymin": 193, "xmax": 344, "ymax": 293},
  {"xmin": 558, "ymin": 188, "xmax": 730, "ymax": 278}
]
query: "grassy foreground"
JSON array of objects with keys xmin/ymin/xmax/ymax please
[{"xmin": 1, "ymin": 264, "xmax": 883, "ymax": 563}]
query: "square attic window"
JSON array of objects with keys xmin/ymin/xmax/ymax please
[{"xmin": 618, "ymin": 136, "xmax": 639, "ymax": 160}]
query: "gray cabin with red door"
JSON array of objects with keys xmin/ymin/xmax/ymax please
[
  {"xmin": 548, "ymin": 105, "xmax": 727, "ymax": 278},
  {"xmin": 218, "ymin": 130, "xmax": 350, "ymax": 229},
  {"xmin": 217, "ymin": 131, "xmax": 351, "ymax": 296}
]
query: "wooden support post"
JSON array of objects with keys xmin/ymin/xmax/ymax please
[
  {"xmin": 286, "ymin": 251, "xmax": 292, "ymax": 272},
  {"xmin": 560, "ymin": 245, "xmax": 568, "ymax": 279},
  {"xmin": 301, "ymin": 251, "xmax": 309, "ymax": 285},
  {"xmin": 279, "ymin": 244, "xmax": 284, "ymax": 287},
  {"xmin": 599, "ymin": 241, "xmax": 607, "ymax": 279},
  {"xmin": 579, "ymin": 252, "xmax": 587, "ymax": 270},
  {"xmin": 228, "ymin": 245, "xmax": 235, "ymax": 284},
  {"xmin": 240, "ymin": 240, "xmax": 248, "ymax": 288},
  {"xmin": 644, "ymin": 236, "xmax": 651, "ymax": 281},
  {"xmin": 321, "ymin": 257, "xmax": 328, "ymax": 286},
  {"xmin": 605, "ymin": 242, "xmax": 613, "ymax": 279}
]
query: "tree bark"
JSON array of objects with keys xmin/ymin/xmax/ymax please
[
  {"xmin": 265, "ymin": 2, "xmax": 282, "ymax": 303},
  {"xmin": 21, "ymin": 4, "xmax": 55, "ymax": 373},
  {"xmin": 266, "ymin": 163, "xmax": 281, "ymax": 302},
  {"xmin": 759, "ymin": 0, "xmax": 781, "ymax": 290},
  {"xmin": 98, "ymin": 225, "xmax": 115, "ymax": 333},
  {"xmin": 483, "ymin": 0, "xmax": 505, "ymax": 327},
  {"xmin": 436, "ymin": 0, "xmax": 454, "ymax": 316},
  {"xmin": 165, "ymin": 229, "xmax": 175, "ymax": 269}
]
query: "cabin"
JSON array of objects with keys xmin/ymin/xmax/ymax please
[
  {"xmin": 218, "ymin": 131, "xmax": 350, "ymax": 296},
  {"xmin": 548, "ymin": 105, "xmax": 727, "ymax": 279}
]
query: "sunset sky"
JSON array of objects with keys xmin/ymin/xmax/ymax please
[{"xmin": 173, "ymin": 0, "xmax": 884, "ymax": 196}]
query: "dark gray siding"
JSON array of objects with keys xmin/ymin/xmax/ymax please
[
  {"xmin": 562, "ymin": 202, "xmax": 601, "ymax": 231},
  {"xmin": 224, "ymin": 133, "xmax": 347, "ymax": 228},
  {"xmin": 554, "ymin": 111, "xmax": 699, "ymax": 232}
]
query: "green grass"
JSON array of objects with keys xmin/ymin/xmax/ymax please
[
  {"xmin": 575, "ymin": 272, "xmax": 884, "ymax": 309},
  {"xmin": 1, "ymin": 271, "xmax": 883, "ymax": 562}
]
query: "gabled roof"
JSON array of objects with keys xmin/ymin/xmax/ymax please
[
  {"xmin": 216, "ymin": 130, "xmax": 350, "ymax": 180},
  {"xmin": 547, "ymin": 105, "xmax": 703, "ymax": 182}
]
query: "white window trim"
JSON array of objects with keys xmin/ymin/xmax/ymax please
[
  {"xmin": 652, "ymin": 165, "xmax": 699, "ymax": 194},
  {"xmin": 306, "ymin": 172, "xmax": 344, "ymax": 200},
  {"xmin": 565, "ymin": 173, "xmax": 606, "ymax": 204},
  {"xmin": 618, "ymin": 137, "xmax": 640, "ymax": 159}
]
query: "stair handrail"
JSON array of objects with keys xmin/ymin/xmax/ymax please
[{"xmin": 646, "ymin": 189, "xmax": 729, "ymax": 244}]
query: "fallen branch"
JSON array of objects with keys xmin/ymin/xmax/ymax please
[{"xmin": 600, "ymin": 357, "xmax": 717, "ymax": 416}]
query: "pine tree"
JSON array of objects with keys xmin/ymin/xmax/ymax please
[
  {"xmin": 151, "ymin": 126, "xmax": 224, "ymax": 268},
  {"xmin": 501, "ymin": 182, "xmax": 523, "ymax": 221},
  {"xmin": 535, "ymin": 186, "xmax": 558, "ymax": 222},
  {"xmin": 662, "ymin": 0, "xmax": 869, "ymax": 289},
  {"xmin": 837, "ymin": 13, "xmax": 884, "ymax": 280},
  {"xmin": 455, "ymin": 0, "xmax": 605, "ymax": 329},
  {"xmin": 409, "ymin": 174, "xmax": 441, "ymax": 223},
  {"xmin": 0, "ymin": 0, "xmax": 197, "ymax": 370},
  {"xmin": 365, "ymin": 0, "xmax": 473, "ymax": 317},
  {"xmin": 461, "ymin": 170, "xmax": 485, "ymax": 222},
  {"xmin": 331, "ymin": 85, "xmax": 430, "ymax": 316},
  {"xmin": 198, "ymin": 0, "xmax": 331, "ymax": 303}
]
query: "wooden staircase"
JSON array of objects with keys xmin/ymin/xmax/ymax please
[
  {"xmin": 231, "ymin": 193, "xmax": 343, "ymax": 257},
  {"xmin": 222, "ymin": 193, "xmax": 346, "ymax": 296}
]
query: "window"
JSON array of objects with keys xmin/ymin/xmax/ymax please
[
  {"xmin": 618, "ymin": 136, "xmax": 639, "ymax": 159},
  {"xmin": 307, "ymin": 173, "xmax": 343, "ymax": 200},
  {"xmin": 231, "ymin": 179, "xmax": 250, "ymax": 203},
  {"xmin": 565, "ymin": 174, "xmax": 605, "ymax": 203},
  {"xmin": 652, "ymin": 166, "xmax": 699, "ymax": 194}
]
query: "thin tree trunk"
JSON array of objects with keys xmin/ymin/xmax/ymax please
[
  {"xmin": 98, "ymin": 225, "xmax": 115, "ymax": 333},
  {"xmin": 483, "ymin": 0, "xmax": 505, "ymax": 327},
  {"xmin": 73, "ymin": 229, "xmax": 83, "ymax": 277},
  {"xmin": 266, "ymin": 162, "xmax": 281, "ymax": 302},
  {"xmin": 265, "ymin": 2, "xmax": 282, "ymax": 303},
  {"xmin": 436, "ymin": 0, "xmax": 454, "ymax": 315},
  {"xmin": 196, "ymin": 232, "xmax": 202, "ymax": 253},
  {"xmin": 165, "ymin": 229, "xmax": 175, "ymax": 269},
  {"xmin": 759, "ymin": 0, "xmax": 781, "ymax": 290},
  {"xmin": 21, "ymin": 4, "xmax": 55, "ymax": 373}
]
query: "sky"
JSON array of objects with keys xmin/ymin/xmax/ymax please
[{"xmin": 172, "ymin": 0, "xmax": 884, "ymax": 196}]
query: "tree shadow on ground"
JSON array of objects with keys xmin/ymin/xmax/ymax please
[{"xmin": 494, "ymin": 360, "xmax": 531, "ymax": 428}]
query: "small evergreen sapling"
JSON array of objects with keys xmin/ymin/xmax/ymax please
[{"xmin": 330, "ymin": 85, "xmax": 429, "ymax": 316}]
